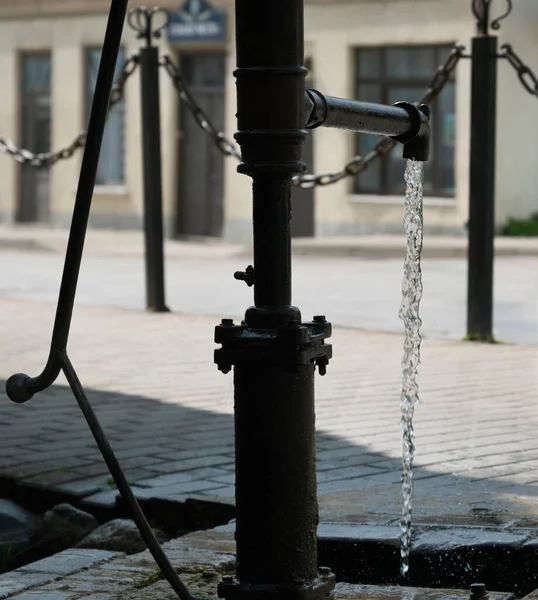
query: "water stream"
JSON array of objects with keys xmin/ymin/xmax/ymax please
[{"xmin": 399, "ymin": 159, "xmax": 425, "ymax": 578}]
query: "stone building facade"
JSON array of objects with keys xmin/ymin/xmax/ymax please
[{"xmin": 0, "ymin": 0, "xmax": 537, "ymax": 240}]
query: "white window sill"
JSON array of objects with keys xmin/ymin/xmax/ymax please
[
  {"xmin": 94, "ymin": 185, "xmax": 128, "ymax": 196},
  {"xmin": 348, "ymin": 194, "xmax": 456, "ymax": 207}
]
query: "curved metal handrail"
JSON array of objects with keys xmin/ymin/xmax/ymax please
[
  {"xmin": 5, "ymin": 2, "xmax": 196, "ymax": 598},
  {"xmin": 6, "ymin": 0, "xmax": 129, "ymax": 405}
]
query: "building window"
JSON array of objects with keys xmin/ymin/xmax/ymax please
[
  {"xmin": 354, "ymin": 45, "xmax": 455, "ymax": 197},
  {"xmin": 86, "ymin": 47, "xmax": 126, "ymax": 186}
]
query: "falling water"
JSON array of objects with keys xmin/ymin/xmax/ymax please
[{"xmin": 399, "ymin": 159, "xmax": 425, "ymax": 578}]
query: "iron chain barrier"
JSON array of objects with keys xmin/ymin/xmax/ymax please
[
  {"xmin": 161, "ymin": 43, "xmax": 465, "ymax": 189},
  {"xmin": 160, "ymin": 54, "xmax": 242, "ymax": 160},
  {"xmin": 0, "ymin": 53, "xmax": 140, "ymax": 168},
  {"xmin": 0, "ymin": 43, "xmax": 464, "ymax": 182},
  {"xmin": 501, "ymin": 43, "xmax": 538, "ymax": 97}
]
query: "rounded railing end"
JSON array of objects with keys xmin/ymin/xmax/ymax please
[{"xmin": 6, "ymin": 373, "xmax": 34, "ymax": 404}]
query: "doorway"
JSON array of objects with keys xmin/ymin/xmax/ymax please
[
  {"xmin": 17, "ymin": 52, "xmax": 51, "ymax": 223},
  {"xmin": 176, "ymin": 52, "xmax": 226, "ymax": 237}
]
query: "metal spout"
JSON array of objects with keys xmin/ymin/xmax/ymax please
[
  {"xmin": 397, "ymin": 102, "xmax": 431, "ymax": 162},
  {"xmin": 304, "ymin": 89, "xmax": 430, "ymax": 161}
]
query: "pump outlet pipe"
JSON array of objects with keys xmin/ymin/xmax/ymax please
[{"xmin": 304, "ymin": 89, "xmax": 430, "ymax": 161}]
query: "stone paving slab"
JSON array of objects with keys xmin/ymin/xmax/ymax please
[
  {"xmin": 0, "ymin": 298, "xmax": 537, "ymax": 530},
  {"xmin": 0, "ymin": 550, "xmax": 122, "ymax": 598}
]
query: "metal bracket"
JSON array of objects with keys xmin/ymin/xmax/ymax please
[
  {"xmin": 214, "ymin": 316, "xmax": 332, "ymax": 374},
  {"xmin": 218, "ymin": 568, "xmax": 336, "ymax": 600}
]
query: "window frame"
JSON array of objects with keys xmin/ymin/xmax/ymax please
[
  {"xmin": 354, "ymin": 44, "xmax": 456, "ymax": 198},
  {"xmin": 84, "ymin": 45, "xmax": 127, "ymax": 188}
]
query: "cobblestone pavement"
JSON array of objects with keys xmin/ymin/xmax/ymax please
[
  {"xmin": 1, "ymin": 298, "xmax": 537, "ymax": 525},
  {"xmin": 0, "ymin": 249, "xmax": 537, "ymax": 345},
  {"xmin": 1, "ymin": 525, "xmax": 534, "ymax": 599}
]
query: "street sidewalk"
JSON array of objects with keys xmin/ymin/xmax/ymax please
[
  {"xmin": 0, "ymin": 225, "xmax": 246, "ymax": 261},
  {"xmin": 1, "ymin": 298, "xmax": 537, "ymax": 526},
  {"xmin": 292, "ymin": 233, "xmax": 538, "ymax": 259},
  {"xmin": 2, "ymin": 225, "xmax": 538, "ymax": 260}
]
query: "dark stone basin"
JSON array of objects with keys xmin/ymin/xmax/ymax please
[{"xmin": 318, "ymin": 523, "xmax": 538, "ymax": 596}]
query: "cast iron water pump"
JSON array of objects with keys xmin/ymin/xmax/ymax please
[{"xmin": 214, "ymin": 2, "xmax": 430, "ymax": 600}]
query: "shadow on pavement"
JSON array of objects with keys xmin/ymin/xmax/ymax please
[{"xmin": 1, "ymin": 380, "xmax": 537, "ymax": 528}]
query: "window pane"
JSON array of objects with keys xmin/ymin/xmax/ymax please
[
  {"xmin": 354, "ymin": 84, "xmax": 382, "ymax": 192},
  {"xmin": 357, "ymin": 49, "xmax": 382, "ymax": 79},
  {"xmin": 437, "ymin": 80, "xmax": 455, "ymax": 194},
  {"xmin": 355, "ymin": 133, "xmax": 381, "ymax": 192},
  {"xmin": 23, "ymin": 54, "xmax": 51, "ymax": 94},
  {"xmin": 356, "ymin": 83, "xmax": 381, "ymax": 104},
  {"xmin": 386, "ymin": 46, "xmax": 435, "ymax": 79},
  {"xmin": 21, "ymin": 54, "xmax": 51, "ymax": 154},
  {"xmin": 355, "ymin": 44, "xmax": 456, "ymax": 196},
  {"xmin": 87, "ymin": 47, "xmax": 125, "ymax": 185},
  {"xmin": 181, "ymin": 53, "xmax": 225, "ymax": 87}
]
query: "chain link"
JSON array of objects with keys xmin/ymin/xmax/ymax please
[
  {"xmin": 160, "ymin": 55, "xmax": 242, "ymax": 160},
  {"xmin": 501, "ymin": 43, "xmax": 538, "ymax": 97},
  {"xmin": 0, "ymin": 53, "xmax": 140, "ymax": 168}
]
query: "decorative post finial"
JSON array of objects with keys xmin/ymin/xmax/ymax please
[
  {"xmin": 127, "ymin": 6, "xmax": 170, "ymax": 47},
  {"xmin": 471, "ymin": 0, "xmax": 513, "ymax": 35}
]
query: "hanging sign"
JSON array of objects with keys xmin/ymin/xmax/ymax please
[{"xmin": 167, "ymin": 0, "xmax": 227, "ymax": 43}]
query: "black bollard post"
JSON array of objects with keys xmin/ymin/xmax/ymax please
[
  {"xmin": 467, "ymin": 4, "xmax": 498, "ymax": 342},
  {"xmin": 130, "ymin": 8, "xmax": 169, "ymax": 313},
  {"xmin": 215, "ymin": 1, "xmax": 335, "ymax": 599}
]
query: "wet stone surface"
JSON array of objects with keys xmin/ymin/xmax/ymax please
[
  {"xmin": 318, "ymin": 523, "xmax": 400, "ymax": 546},
  {"xmin": 4, "ymin": 522, "xmax": 538, "ymax": 598},
  {"xmin": 335, "ymin": 583, "xmax": 512, "ymax": 600},
  {"xmin": 318, "ymin": 523, "xmax": 538, "ymax": 596},
  {"xmin": 411, "ymin": 528, "xmax": 528, "ymax": 552}
]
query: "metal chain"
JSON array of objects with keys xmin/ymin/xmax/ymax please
[
  {"xmin": 160, "ymin": 55, "xmax": 242, "ymax": 160},
  {"xmin": 501, "ymin": 43, "xmax": 538, "ymax": 97},
  {"xmin": 0, "ymin": 53, "xmax": 140, "ymax": 168},
  {"xmin": 162, "ymin": 45, "xmax": 464, "ymax": 189}
]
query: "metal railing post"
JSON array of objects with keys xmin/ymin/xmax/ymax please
[
  {"xmin": 129, "ymin": 8, "xmax": 170, "ymax": 312},
  {"xmin": 467, "ymin": 1, "xmax": 503, "ymax": 341}
]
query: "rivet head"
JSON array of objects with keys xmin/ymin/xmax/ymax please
[
  {"xmin": 318, "ymin": 566, "xmax": 332, "ymax": 578},
  {"xmin": 221, "ymin": 318, "xmax": 234, "ymax": 326},
  {"xmin": 313, "ymin": 315, "xmax": 326, "ymax": 323}
]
